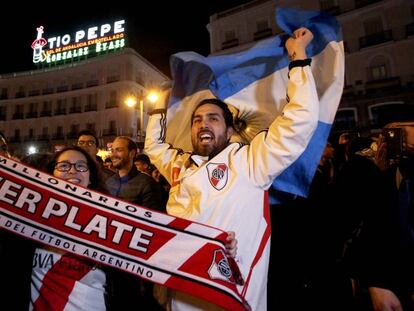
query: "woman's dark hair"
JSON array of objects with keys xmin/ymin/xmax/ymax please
[
  {"xmin": 21, "ymin": 152, "xmax": 54, "ymax": 173},
  {"xmin": 191, "ymin": 98, "xmax": 234, "ymax": 128},
  {"xmin": 48, "ymin": 146, "xmax": 103, "ymax": 190}
]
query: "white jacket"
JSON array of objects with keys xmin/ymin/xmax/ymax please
[{"xmin": 145, "ymin": 65, "xmax": 318, "ymax": 311}]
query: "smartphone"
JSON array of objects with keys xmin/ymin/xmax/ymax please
[{"xmin": 382, "ymin": 127, "xmax": 403, "ymax": 161}]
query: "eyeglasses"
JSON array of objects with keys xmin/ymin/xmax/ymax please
[
  {"xmin": 55, "ymin": 161, "xmax": 89, "ymax": 172},
  {"xmin": 77, "ymin": 140, "xmax": 96, "ymax": 147}
]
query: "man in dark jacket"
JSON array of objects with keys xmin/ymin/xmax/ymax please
[{"xmin": 105, "ymin": 136, "xmax": 163, "ymax": 310}]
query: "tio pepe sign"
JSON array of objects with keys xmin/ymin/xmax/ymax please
[{"xmin": 31, "ymin": 20, "xmax": 126, "ymax": 64}]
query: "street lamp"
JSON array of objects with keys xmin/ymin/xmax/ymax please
[{"xmin": 124, "ymin": 90, "xmax": 160, "ymax": 142}]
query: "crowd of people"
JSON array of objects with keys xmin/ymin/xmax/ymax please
[{"xmin": 0, "ymin": 26, "xmax": 413, "ymax": 311}]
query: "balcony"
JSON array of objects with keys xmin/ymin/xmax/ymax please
[
  {"xmin": 107, "ymin": 75, "xmax": 120, "ymax": 83},
  {"xmin": 40, "ymin": 110, "xmax": 52, "ymax": 117},
  {"xmin": 52, "ymin": 133, "xmax": 65, "ymax": 140},
  {"xmin": 103, "ymin": 129, "xmax": 117, "ymax": 136},
  {"xmin": 69, "ymin": 107, "xmax": 82, "ymax": 114},
  {"xmin": 84, "ymin": 104, "xmax": 97, "ymax": 112},
  {"xmin": 26, "ymin": 112, "xmax": 38, "ymax": 119},
  {"xmin": 54, "ymin": 109, "xmax": 66, "ymax": 115},
  {"xmin": 28, "ymin": 90, "xmax": 40, "ymax": 97},
  {"xmin": 24, "ymin": 136, "xmax": 36, "ymax": 142},
  {"xmin": 365, "ymin": 76, "xmax": 401, "ymax": 94},
  {"xmin": 42, "ymin": 88, "xmax": 54, "ymax": 95},
  {"xmin": 0, "ymin": 94, "xmax": 8, "ymax": 100},
  {"xmin": 359, "ymin": 30, "xmax": 393, "ymax": 49},
  {"xmin": 86, "ymin": 80, "xmax": 99, "ymax": 87},
  {"xmin": 221, "ymin": 38, "xmax": 239, "ymax": 50},
  {"xmin": 9, "ymin": 136, "xmax": 22, "ymax": 143},
  {"xmin": 66, "ymin": 132, "xmax": 78, "ymax": 139},
  {"xmin": 253, "ymin": 28, "xmax": 273, "ymax": 41},
  {"xmin": 406, "ymin": 23, "xmax": 414, "ymax": 37},
  {"xmin": 355, "ymin": 0, "xmax": 381, "ymax": 9},
  {"xmin": 15, "ymin": 91, "xmax": 25, "ymax": 98},
  {"xmin": 38, "ymin": 134, "xmax": 50, "ymax": 141},
  {"xmin": 57, "ymin": 85, "xmax": 69, "ymax": 93},
  {"xmin": 12, "ymin": 113, "xmax": 24, "ymax": 120},
  {"xmin": 71, "ymin": 83, "xmax": 84, "ymax": 90},
  {"xmin": 322, "ymin": 5, "xmax": 341, "ymax": 15},
  {"xmin": 105, "ymin": 100, "xmax": 118, "ymax": 109}
]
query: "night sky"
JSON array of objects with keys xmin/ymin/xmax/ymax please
[{"xmin": 0, "ymin": 1, "xmax": 250, "ymax": 77}]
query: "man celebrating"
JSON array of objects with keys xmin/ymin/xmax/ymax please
[{"xmin": 145, "ymin": 28, "xmax": 317, "ymax": 310}]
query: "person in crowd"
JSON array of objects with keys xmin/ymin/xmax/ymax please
[
  {"xmin": 105, "ymin": 136, "xmax": 162, "ymax": 210},
  {"xmin": 134, "ymin": 153, "xmax": 153, "ymax": 175},
  {"xmin": 77, "ymin": 129, "xmax": 114, "ymax": 179},
  {"xmin": 0, "ymin": 131, "xmax": 10, "ymax": 157},
  {"xmin": 105, "ymin": 136, "xmax": 164, "ymax": 309},
  {"xmin": 145, "ymin": 27, "xmax": 317, "ymax": 310},
  {"xmin": 29, "ymin": 146, "xmax": 108, "ymax": 310},
  {"xmin": 77, "ymin": 129, "xmax": 103, "ymax": 164},
  {"xmin": 351, "ymin": 122, "xmax": 414, "ymax": 311},
  {"xmin": 103, "ymin": 156, "xmax": 116, "ymax": 172},
  {"xmin": 152, "ymin": 167, "xmax": 170, "ymax": 209}
]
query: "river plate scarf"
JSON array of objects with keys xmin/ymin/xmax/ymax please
[{"xmin": 0, "ymin": 155, "xmax": 249, "ymax": 310}]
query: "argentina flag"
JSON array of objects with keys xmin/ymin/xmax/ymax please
[{"xmin": 164, "ymin": 8, "xmax": 344, "ymax": 201}]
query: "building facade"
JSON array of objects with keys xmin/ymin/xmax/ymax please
[
  {"xmin": 207, "ymin": 0, "xmax": 414, "ymax": 134},
  {"xmin": 0, "ymin": 48, "xmax": 169, "ymax": 157}
]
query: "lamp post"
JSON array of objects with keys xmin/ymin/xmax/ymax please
[{"xmin": 124, "ymin": 90, "xmax": 160, "ymax": 142}]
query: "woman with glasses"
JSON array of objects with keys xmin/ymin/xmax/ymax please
[{"xmin": 30, "ymin": 146, "xmax": 108, "ymax": 311}]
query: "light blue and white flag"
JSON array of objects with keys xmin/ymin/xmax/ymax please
[{"xmin": 164, "ymin": 8, "xmax": 344, "ymax": 201}]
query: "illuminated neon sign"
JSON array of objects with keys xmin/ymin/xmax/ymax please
[{"xmin": 31, "ymin": 20, "xmax": 126, "ymax": 64}]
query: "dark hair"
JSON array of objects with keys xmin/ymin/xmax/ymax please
[
  {"xmin": 191, "ymin": 98, "xmax": 234, "ymax": 128},
  {"xmin": 134, "ymin": 153, "xmax": 151, "ymax": 166},
  {"xmin": 48, "ymin": 146, "xmax": 102, "ymax": 190},
  {"xmin": 104, "ymin": 157, "xmax": 112, "ymax": 163},
  {"xmin": 0, "ymin": 131, "xmax": 8, "ymax": 153},
  {"xmin": 77, "ymin": 129, "xmax": 99, "ymax": 147},
  {"xmin": 21, "ymin": 152, "xmax": 54, "ymax": 173},
  {"xmin": 116, "ymin": 136, "xmax": 137, "ymax": 152}
]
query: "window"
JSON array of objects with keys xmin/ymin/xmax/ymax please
[
  {"xmin": 334, "ymin": 108, "xmax": 358, "ymax": 130},
  {"xmin": 70, "ymin": 96, "xmax": 82, "ymax": 113},
  {"xmin": 41, "ymin": 101, "xmax": 52, "ymax": 117},
  {"xmin": 256, "ymin": 20, "xmax": 269, "ymax": 32},
  {"xmin": 1, "ymin": 88, "xmax": 8, "ymax": 99},
  {"xmin": 224, "ymin": 30, "xmax": 236, "ymax": 42},
  {"xmin": 371, "ymin": 65, "xmax": 387, "ymax": 80},
  {"xmin": 86, "ymin": 94, "xmax": 97, "ymax": 111},
  {"xmin": 14, "ymin": 129, "xmax": 20, "ymax": 139},
  {"xmin": 222, "ymin": 29, "xmax": 238, "ymax": 49},
  {"xmin": 0, "ymin": 106, "xmax": 6, "ymax": 120},
  {"xmin": 369, "ymin": 102, "xmax": 414, "ymax": 127},
  {"xmin": 320, "ymin": 0, "xmax": 336, "ymax": 10},
  {"xmin": 368, "ymin": 55, "xmax": 390, "ymax": 81},
  {"xmin": 363, "ymin": 16, "xmax": 383, "ymax": 35},
  {"xmin": 109, "ymin": 120, "xmax": 116, "ymax": 131},
  {"xmin": 86, "ymin": 123, "xmax": 96, "ymax": 131},
  {"xmin": 106, "ymin": 91, "xmax": 118, "ymax": 108},
  {"xmin": 55, "ymin": 99, "xmax": 66, "ymax": 115}
]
